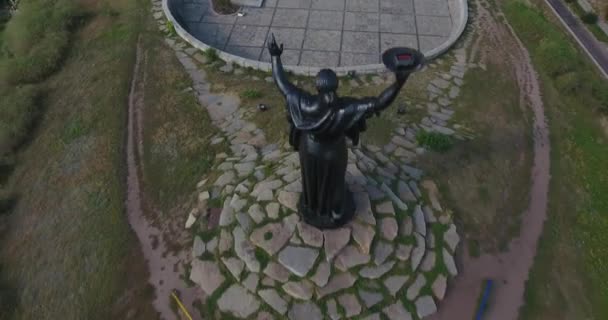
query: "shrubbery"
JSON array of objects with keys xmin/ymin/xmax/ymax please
[
  {"xmin": 0, "ymin": 0, "xmax": 77, "ymax": 84},
  {"xmin": 581, "ymin": 12, "xmax": 599, "ymax": 24}
]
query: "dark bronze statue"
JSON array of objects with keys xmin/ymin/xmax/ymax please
[{"xmin": 268, "ymin": 35, "xmax": 423, "ymax": 229}]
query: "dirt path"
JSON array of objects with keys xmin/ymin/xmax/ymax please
[
  {"xmin": 429, "ymin": 1, "xmax": 551, "ymax": 319},
  {"xmin": 127, "ymin": 38, "xmax": 202, "ymax": 320}
]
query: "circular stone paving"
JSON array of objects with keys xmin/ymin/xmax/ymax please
[
  {"xmin": 167, "ymin": 0, "xmax": 465, "ymax": 69},
  {"xmin": 189, "ymin": 144, "xmax": 460, "ymax": 320}
]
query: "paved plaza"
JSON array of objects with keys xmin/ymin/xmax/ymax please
[{"xmin": 176, "ymin": 0, "xmax": 457, "ymax": 67}]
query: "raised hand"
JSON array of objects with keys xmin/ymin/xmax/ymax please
[{"xmin": 267, "ymin": 33, "xmax": 284, "ymax": 57}]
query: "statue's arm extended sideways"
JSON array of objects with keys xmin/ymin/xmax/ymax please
[{"xmin": 368, "ymin": 72, "xmax": 409, "ymax": 114}]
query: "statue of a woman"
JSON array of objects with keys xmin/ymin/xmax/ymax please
[{"xmin": 268, "ymin": 36, "xmax": 418, "ymax": 229}]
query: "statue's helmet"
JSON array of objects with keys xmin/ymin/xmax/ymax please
[{"xmin": 315, "ymin": 69, "xmax": 339, "ymax": 93}]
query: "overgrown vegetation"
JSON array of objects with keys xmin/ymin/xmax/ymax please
[
  {"xmin": 581, "ymin": 12, "xmax": 599, "ymax": 24},
  {"xmin": 210, "ymin": 0, "xmax": 238, "ymax": 15},
  {"xmin": 416, "ymin": 131, "xmax": 454, "ymax": 152},
  {"xmin": 240, "ymin": 88, "xmax": 263, "ymax": 100},
  {"xmin": 504, "ymin": 1, "xmax": 608, "ymax": 319}
]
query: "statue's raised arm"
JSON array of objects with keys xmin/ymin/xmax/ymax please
[
  {"xmin": 367, "ymin": 71, "xmax": 409, "ymax": 115},
  {"xmin": 268, "ymin": 34, "xmax": 299, "ymax": 98}
]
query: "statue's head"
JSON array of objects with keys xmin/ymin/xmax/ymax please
[{"xmin": 316, "ymin": 69, "xmax": 338, "ymax": 108}]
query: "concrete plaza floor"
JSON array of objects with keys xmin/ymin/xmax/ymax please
[{"xmin": 175, "ymin": 0, "xmax": 458, "ymax": 67}]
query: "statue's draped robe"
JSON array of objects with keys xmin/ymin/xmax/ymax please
[{"xmin": 285, "ymin": 93, "xmax": 373, "ymax": 222}]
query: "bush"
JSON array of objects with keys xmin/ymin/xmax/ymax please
[
  {"xmin": 204, "ymin": 48, "xmax": 219, "ymax": 62},
  {"xmin": 0, "ymin": 85, "xmax": 40, "ymax": 155},
  {"xmin": 416, "ymin": 131, "xmax": 454, "ymax": 152},
  {"xmin": 0, "ymin": 0, "xmax": 77, "ymax": 84},
  {"xmin": 581, "ymin": 12, "xmax": 599, "ymax": 24}
]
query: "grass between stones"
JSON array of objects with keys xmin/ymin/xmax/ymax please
[
  {"xmin": 503, "ymin": 1, "xmax": 608, "ymax": 319},
  {"xmin": 419, "ymin": 56, "xmax": 533, "ymax": 254}
]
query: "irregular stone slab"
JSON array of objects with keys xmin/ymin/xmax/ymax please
[
  {"xmin": 413, "ymin": 205, "xmax": 427, "ymax": 236},
  {"xmin": 420, "ymin": 251, "xmax": 436, "ymax": 272},
  {"xmin": 257, "ymin": 189, "xmax": 274, "ymax": 201},
  {"xmin": 402, "ymin": 166, "xmax": 423, "ymax": 181},
  {"xmin": 248, "ymin": 204, "xmax": 265, "ymax": 224},
  {"xmin": 443, "ymin": 248, "xmax": 458, "ymax": 276},
  {"xmin": 400, "ymin": 216, "xmax": 413, "ymax": 236},
  {"xmin": 261, "ymin": 276, "xmax": 275, "ymax": 287},
  {"xmin": 395, "ymin": 244, "xmax": 413, "ymax": 261},
  {"xmin": 241, "ymin": 272, "xmax": 257, "ymax": 291},
  {"xmin": 326, "ymin": 299, "xmax": 340, "ymax": 320},
  {"xmin": 354, "ymin": 192, "xmax": 376, "ymax": 225},
  {"xmin": 257, "ymin": 311, "xmax": 274, "ymax": 320},
  {"xmin": 408, "ymin": 180, "xmax": 422, "ymax": 197},
  {"xmin": 350, "ymin": 221, "xmax": 375, "ymax": 254},
  {"xmin": 324, "ymin": 227, "xmax": 351, "ymax": 261},
  {"xmin": 373, "ymin": 241, "xmax": 394, "ymax": 265},
  {"xmin": 380, "ymin": 217, "xmax": 398, "ymax": 241},
  {"xmin": 421, "ymin": 180, "xmax": 443, "ymax": 211},
  {"xmin": 375, "ymin": 201, "xmax": 395, "ymax": 215},
  {"xmin": 215, "ymin": 170, "xmax": 236, "ymax": 187},
  {"xmin": 411, "ymin": 233, "xmax": 426, "ymax": 271},
  {"xmin": 381, "ymin": 183, "xmax": 408, "ymax": 211},
  {"xmin": 444, "ymin": 223, "xmax": 460, "ymax": 253},
  {"xmin": 432, "ymin": 274, "xmax": 447, "ymax": 300},
  {"xmin": 416, "ymin": 295, "xmax": 438, "ymax": 318},
  {"xmin": 288, "ymin": 302, "xmax": 322, "ymax": 320},
  {"xmin": 297, "ymin": 222, "xmax": 323, "ymax": 247},
  {"xmin": 406, "ymin": 274, "xmax": 426, "ymax": 300},
  {"xmin": 234, "ymin": 226, "xmax": 260, "ymax": 272},
  {"xmin": 217, "ymin": 284, "xmax": 260, "ymax": 318},
  {"xmin": 221, "ymin": 257, "xmax": 244, "ymax": 281},
  {"xmin": 358, "ymin": 289, "xmax": 383, "ymax": 308},
  {"xmin": 384, "ymin": 275, "xmax": 409, "ymax": 296},
  {"xmin": 283, "ymin": 280, "xmax": 313, "ymax": 300},
  {"xmin": 219, "ymin": 198, "xmax": 235, "ymax": 226},
  {"xmin": 192, "ymin": 236, "xmax": 205, "ymax": 258},
  {"xmin": 290, "ymin": 233, "xmax": 302, "ymax": 245},
  {"xmin": 426, "ymin": 232, "xmax": 436, "ymax": 249},
  {"xmin": 338, "ymin": 293, "xmax": 362, "ymax": 317},
  {"xmin": 317, "ymin": 272, "xmax": 356, "ymax": 298},
  {"xmin": 383, "ymin": 302, "xmax": 412, "ymax": 320},
  {"xmin": 266, "ymin": 202, "xmax": 280, "ymax": 219},
  {"xmin": 278, "ymin": 191, "xmax": 299, "ymax": 212},
  {"xmin": 190, "ymin": 260, "xmax": 225, "ymax": 296},
  {"xmin": 206, "ymin": 237, "xmax": 218, "ymax": 252},
  {"xmin": 398, "ymin": 180, "xmax": 417, "ymax": 202},
  {"xmin": 259, "ymin": 289, "xmax": 288, "ymax": 315},
  {"xmin": 250, "ymin": 222, "xmax": 293, "ymax": 255},
  {"xmin": 263, "ymin": 261, "xmax": 290, "ymax": 283},
  {"xmin": 278, "ymin": 246, "xmax": 319, "ymax": 277},
  {"xmin": 185, "ymin": 212, "xmax": 197, "ymax": 229},
  {"xmin": 335, "ymin": 245, "xmax": 371, "ymax": 271},
  {"xmin": 235, "ymin": 162, "xmax": 255, "ymax": 177},
  {"xmin": 392, "ymin": 135, "xmax": 416, "ymax": 149},
  {"xmin": 219, "ymin": 229, "xmax": 233, "ymax": 254},
  {"xmin": 236, "ymin": 212, "xmax": 254, "ymax": 233},
  {"xmin": 361, "ymin": 313, "xmax": 381, "ymax": 320},
  {"xmin": 285, "ymin": 179, "xmax": 303, "ymax": 192},
  {"xmin": 359, "ymin": 260, "xmax": 395, "ymax": 279},
  {"xmin": 423, "ymin": 205, "xmax": 437, "ymax": 223},
  {"xmin": 311, "ymin": 261, "xmax": 331, "ymax": 287}
]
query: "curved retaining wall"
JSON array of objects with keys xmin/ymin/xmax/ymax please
[{"xmin": 163, "ymin": 0, "xmax": 469, "ymax": 76}]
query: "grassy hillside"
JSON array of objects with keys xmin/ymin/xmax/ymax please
[{"xmin": 503, "ymin": 1, "xmax": 608, "ymax": 319}]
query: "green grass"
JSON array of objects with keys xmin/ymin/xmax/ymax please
[
  {"xmin": 0, "ymin": 85, "xmax": 41, "ymax": 155},
  {"xmin": 504, "ymin": 1, "xmax": 608, "ymax": 319},
  {"xmin": 140, "ymin": 28, "xmax": 226, "ymax": 212},
  {"xmin": 416, "ymin": 131, "xmax": 454, "ymax": 153},
  {"xmin": 240, "ymin": 88, "xmax": 263, "ymax": 100}
]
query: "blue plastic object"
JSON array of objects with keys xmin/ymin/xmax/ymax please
[{"xmin": 475, "ymin": 279, "xmax": 493, "ymax": 320}]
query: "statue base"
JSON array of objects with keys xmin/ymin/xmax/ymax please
[{"xmin": 298, "ymin": 190, "xmax": 355, "ymax": 230}]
